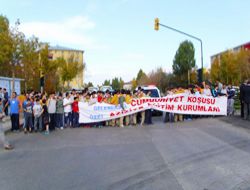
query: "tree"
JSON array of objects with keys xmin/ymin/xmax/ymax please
[
  {"xmin": 102, "ymin": 79, "xmax": 111, "ymax": 86},
  {"xmin": 136, "ymin": 69, "xmax": 148, "ymax": 85},
  {"xmin": 59, "ymin": 55, "xmax": 84, "ymax": 90},
  {"xmin": 111, "ymin": 77, "xmax": 120, "ymax": 90},
  {"xmin": 0, "ymin": 15, "xmax": 13, "ymax": 76},
  {"xmin": 85, "ymin": 82, "xmax": 93, "ymax": 87},
  {"xmin": 236, "ymin": 48, "xmax": 250, "ymax": 83},
  {"xmin": 147, "ymin": 67, "xmax": 167, "ymax": 92},
  {"xmin": 40, "ymin": 44, "xmax": 61, "ymax": 93},
  {"xmin": 210, "ymin": 57, "xmax": 221, "ymax": 82},
  {"xmin": 111, "ymin": 77, "xmax": 124, "ymax": 89},
  {"xmin": 172, "ymin": 40, "xmax": 196, "ymax": 85},
  {"xmin": 131, "ymin": 78, "xmax": 137, "ymax": 90},
  {"xmin": 210, "ymin": 48, "xmax": 250, "ymax": 85},
  {"xmin": 189, "ymin": 68, "xmax": 197, "ymax": 84},
  {"xmin": 19, "ymin": 36, "xmax": 40, "ymax": 91}
]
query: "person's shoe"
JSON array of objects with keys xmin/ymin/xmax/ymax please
[
  {"xmin": 60, "ymin": 127, "xmax": 64, "ymax": 130},
  {"xmin": 4, "ymin": 145, "xmax": 14, "ymax": 150},
  {"xmin": 44, "ymin": 131, "xmax": 49, "ymax": 135}
]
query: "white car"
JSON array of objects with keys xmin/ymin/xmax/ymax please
[
  {"xmin": 100, "ymin": 86, "xmax": 113, "ymax": 93},
  {"xmin": 136, "ymin": 85, "xmax": 161, "ymax": 98},
  {"xmin": 137, "ymin": 85, "xmax": 162, "ymax": 116},
  {"xmin": 88, "ymin": 87, "xmax": 99, "ymax": 93}
]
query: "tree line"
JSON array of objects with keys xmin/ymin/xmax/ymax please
[
  {"xmin": 101, "ymin": 40, "xmax": 250, "ymax": 93},
  {"xmin": 0, "ymin": 15, "xmax": 83, "ymax": 93}
]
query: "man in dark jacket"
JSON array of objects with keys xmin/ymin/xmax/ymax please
[
  {"xmin": 242, "ymin": 80, "xmax": 250, "ymax": 120},
  {"xmin": 240, "ymin": 82, "xmax": 246, "ymax": 118}
]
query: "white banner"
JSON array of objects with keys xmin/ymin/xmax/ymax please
[{"xmin": 79, "ymin": 94, "xmax": 227, "ymax": 123}]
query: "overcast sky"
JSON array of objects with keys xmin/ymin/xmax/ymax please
[{"xmin": 1, "ymin": 0, "xmax": 250, "ymax": 85}]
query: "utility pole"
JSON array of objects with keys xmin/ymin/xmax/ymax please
[
  {"xmin": 154, "ymin": 18, "xmax": 204, "ymax": 82},
  {"xmin": 11, "ymin": 19, "xmax": 21, "ymax": 93}
]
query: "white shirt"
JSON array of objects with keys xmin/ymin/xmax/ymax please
[
  {"xmin": 63, "ymin": 97, "xmax": 72, "ymax": 113},
  {"xmin": 48, "ymin": 98, "xmax": 57, "ymax": 113},
  {"xmin": 33, "ymin": 103, "xmax": 42, "ymax": 117},
  {"xmin": 221, "ymin": 88, "xmax": 227, "ymax": 94},
  {"xmin": 203, "ymin": 88, "xmax": 212, "ymax": 96}
]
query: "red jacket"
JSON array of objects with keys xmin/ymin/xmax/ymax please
[
  {"xmin": 97, "ymin": 95, "xmax": 103, "ymax": 103},
  {"xmin": 72, "ymin": 101, "xmax": 79, "ymax": 113}
]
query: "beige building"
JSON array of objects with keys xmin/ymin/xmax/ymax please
[{"xmin": 48, "ymin": 45, "xmax": 84, "ymax": 89}]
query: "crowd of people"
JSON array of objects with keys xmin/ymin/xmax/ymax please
[{"xmin": 0, "ymin": 79, "xmax": 250, "ymax": 150}]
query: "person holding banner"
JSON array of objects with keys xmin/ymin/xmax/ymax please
[
  {"xmin": 63, "ymin": 92, "xmax": 72, "ymax": 128},
  {"xmin": 132, "ymin": 90, "xmax": 138, "ymax": 126},
  {"xmin": 125, "ymin": 90, "xmax": 132, "ymax": 126},
  {"xmin": 118, "ymin": 90, "xmax": 126, "ymax": 128},
  {"xmin": 110, "ymin": 90, "xmax": 119, "ymax": 127},
  {"xmin": 145, "ymin": 91, "xmax": 153, "ymax": 125},
  {"xmin": 103, "ymin": 90, "xmax": 112, "ymax": 126},
  {"xmin": 174, "ymin": 87, "xmax": 184, "ymax": 122},
  {"xmin": 137, "ymin": 87, "xmax": 146, "ymax": 126}
]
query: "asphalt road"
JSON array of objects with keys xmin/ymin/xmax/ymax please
[{"xmin": 1, "ymin": 117, "xmax": 250, "ymax": 190}]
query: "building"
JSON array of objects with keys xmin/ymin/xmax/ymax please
[
  {"xmin": 48, "ymin": 45, "xmax": 85, "ymax": 89},
  {"xmin": 0, "ymin": 77, "xmax": 24, "ymax": 95},
  {"xmin": 211, "ymin": 41, "xmax": 250, "ymax": 64}
]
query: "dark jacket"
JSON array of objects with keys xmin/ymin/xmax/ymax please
[
  {"xmin": 240, "ymin": 83, "xmax": 245, "ymax": 102},
  {"xmin": 242, "ymin": 84, "xmax": 250, "ymax": 104}
]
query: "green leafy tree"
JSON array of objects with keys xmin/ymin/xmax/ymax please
[
  {"xmin": 59, "ymin": 55, "xmax": 84, "ymax": 90},
  {"xmin": 136, "ymin": 69, "xmax": 148, "ymax": 84},
  {"xmin": 111, "ymin": 77, "xmax": 120, "ymax": 89},
  {"xmin": 103, "ymin": 79, "xmax": 111, "ymax": 86},
  {"xmin": 19, "ymin": 37, "xmax": 40, "ymax": 91},
  {"xmin": 131, "ymin": 78, "xmax": 137, "ymax": 90},
  {"xmin": 236, "ymin": 49, "xmax": 250, "ymax": 83},
  {"xmin": 86, "ymin": 82, "xmax": 93, "ymax": 87},
  {"xmin": 136, "ymin": 69, "xmax": 149, "ymax": 86},
  {"xmin": 210, "ymin": 57, "xmax": 221, "ymax": 82},
  {"xmin": 0, "ymin": 15, "xmax": 13, "ymax": 76},
  {"xmin": 40, "ymin": 44, "xmax": 61, "ymax": 92},
  {"xmin": 172, "ymin": 40, "xmax": 196, "ymax": 85},
  {"xmin": 111, "ymin": 77, "xmax": 124, "ymax": 89}
]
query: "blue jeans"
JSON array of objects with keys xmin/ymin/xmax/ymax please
[
  {"xmin": 56, "ymin": 113, "xmax": 64, "ymax": 128},
  {"xmin": 24, "ymin": 114, "xmax": 33, "ymax": 130},
  {"xmin": 64, "ymin": 112, "xmax": 72, "ymax": 127},
  {"xmin": 72, "ymin": 112, "xmax": 79, "ymax": 128},
  {"xmin": 34, "ymin": 116, "xmax": 42, "ymax": 131}
]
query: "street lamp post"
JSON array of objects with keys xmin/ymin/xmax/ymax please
[
  {"xmin": 11, "ymin": 19, "xmax": 21, "ymax": 93},
  {"xmin": 154, "ymin": 18, "xmax": 204, "ymax": 82}
]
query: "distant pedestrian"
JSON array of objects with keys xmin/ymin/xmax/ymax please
[
  {"xmin": 48, "ymin": 93, "xmax": 57, "ymax": 131},
  {"xmin": 63, "ymin": 92, "xmax": 72, "ymax": 128},
  {"xmin": 72, "ymin": 97, "xmax": 79, "ymax": 128},
  {"xmin": 0, "ymin": 98, "xmax": 14, "ymax": 150},
  {"xmin": 33, "ymin": 98, "xmax": 43, "ymax": 132},
  {"xmin": 227, "ymin": 85, "xmax": 235, "ymax": 116},
  {"xmin": 5, "ymin": 92, "xmax": 20, "ymax": 132},
  {"xmin": 42, "ymin": 99, "xmax": 50, "ymax": 135},
  {"xmin": 23, "ymin": 98, "xmax": 33, "ymax": 133},
  {"xmin": 242, "ymin": 80, "xmax": 250, "ymax": 120},
  {"xmin": 56, "ymin": 93, "xmax": 64, "ymax": 129}
]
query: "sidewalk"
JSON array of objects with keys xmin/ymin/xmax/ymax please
[{"xmin": 219, "ymin": 115, "xmax": 250, "ymax": 129}]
